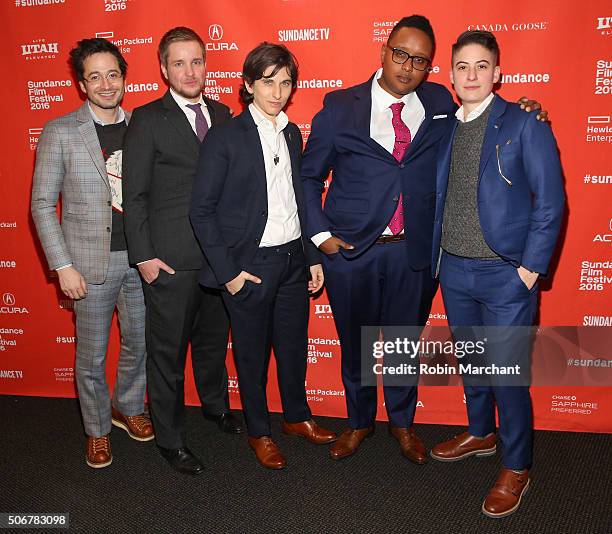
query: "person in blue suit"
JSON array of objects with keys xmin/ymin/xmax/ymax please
[{"xmin": 429, "ymin": 30, "xmax": 565, "ymax": 518}]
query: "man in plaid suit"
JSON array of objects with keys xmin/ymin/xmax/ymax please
[{"xmin": 31, "ymin": 38, "xmax": 153, "ymax": 469}]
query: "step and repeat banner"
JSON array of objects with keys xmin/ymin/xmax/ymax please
[{"xmin": 1, "ymin": 0, "xmax": 610, "ymax": 433}]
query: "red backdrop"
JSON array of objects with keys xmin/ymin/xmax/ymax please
[{"xmin": 2, "ymin": 0, "xmax": 611, "ymax": 433}]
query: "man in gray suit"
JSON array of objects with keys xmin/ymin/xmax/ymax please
[{"xmin": 31, "ymin": 38, "xmax": 153, "ymax": 469}]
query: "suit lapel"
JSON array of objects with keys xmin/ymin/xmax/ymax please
[
  {"xmin": 204, "ymin": 97, "xmax": 217, "ymax": 126},
  {"xmin": 161, "ymin": 91, "xmax": 201, "ymax": 154},
  {"xmin": 404, "ymin": 84, "xmax": 434, "ymax": 161},
  {"xmin": 283, "ymin": 126, "xmax": 301, "ymax": 193},
  {"xmin": 76, "ymin": 103, "xmax": 109, "ymax": 190},
  {"xmin": 237, "ymin": 111, "xmax": 268, "ymax": 194},
  {"xmin": 479, "ymin": 95, "xmax": 506, "ymax": 179},
  {"xmin": 354, "ymin": 79, "xmax": 397, "ymax": 161}
]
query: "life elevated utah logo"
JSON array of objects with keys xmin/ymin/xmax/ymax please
[
  {"xmin": 21, "ymin": 38, "xmax": 59, "ymax": 60},
  {"xmin": 206, "ymin": 24, "xmax": 238, "ymax": 51},
  {"xmin": 597, "ymin": 16, "xmax": 611, "ymax": 35}
]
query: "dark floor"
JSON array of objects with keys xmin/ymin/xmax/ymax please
[{"xmin": 0, "ymin": 395, "xmax": 610, "ymax": 534}]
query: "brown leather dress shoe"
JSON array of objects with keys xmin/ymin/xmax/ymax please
[
  {"xmin": 430, "ymin": 431, "xmax": 496, "ymax": 462},
  {"xmin": 111, "ymin": 407, "xmax": 155, "ymax": 442},
  {"xmin": 389, "ymin": 426, "xmax": 428, "ymax": 464},
  {"xmin": 329, "ymin": 427, "xmax": 373, "ymax": 460},
  {"xmin": 86, "ymin": 435, "xmax": 112, "ymax": 468},
  {"xmin": 248, "ymin": 436, "xmax": 287, "ymax": 469},
  {"xmin": 282, "ymin": 419, "xmax": 337, "ymax": 444},
  {"xmin": 482, "ymin": 468, "xmax": 530, "ymax": 518}
]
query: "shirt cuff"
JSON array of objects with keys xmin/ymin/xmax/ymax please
[
  {"xmin": 311, "ymin": 232, "xmax": 332, "ymax": 248},
  {"xmin": 55, "ymin": 263, "xmax": 72, "ymax": 271},
  {"xmin": 136, "ymin": 259, "xmax": 153, "ymax": 265}
]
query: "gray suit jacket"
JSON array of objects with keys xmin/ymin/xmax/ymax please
[{"xmin": 31, "ymin": 102, "xmax": 131, "ymax": 284}]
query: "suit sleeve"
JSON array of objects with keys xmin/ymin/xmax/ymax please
[
  {"xmin": 122, "ymin": 107, "xmax": 157, "ymax": 264},
  {"xmin": 190, "ymin": 127, "xmax": 241, "ymax": 285},
  {"xmin": 519, "ymin": 114, "xmax": 565, "ymax": 275},
  {"xmin": 30, "ymin": 122, "xmax": 71, "ymax": 271},
  {"xmin": 300, "ymin": 95, "xmax": 337, "ymax": 238}
]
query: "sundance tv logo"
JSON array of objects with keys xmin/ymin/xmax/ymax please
[
  {"xmin": 21, "ymin": 39, "xmax": 59, "ymax": 60},
  {"xmin": 207, "ymin": 24, "xmax": 238, "ymax": 51},
  {"xmin": 314, "ymin": 304, "xmax": 333, "ymax": 320}
]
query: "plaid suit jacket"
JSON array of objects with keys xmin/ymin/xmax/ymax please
[{"xmin": 31, "ymin": 102, "xmax": 131, "ymax": 284}]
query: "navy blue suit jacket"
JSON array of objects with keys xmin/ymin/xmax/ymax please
[
  {"xmin": 190, "ymin": 110, "xmax": 320, "ymax": 288},
  {"xmin": 301, "ymin": 76, "xmax": 456, "ymax": 270},
  {"xmin": 432, "ymin": 95, "xmax": 565, "ymax": 275}
]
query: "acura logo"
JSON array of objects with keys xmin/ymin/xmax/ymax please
[
  {"xmin": 3, "ymin": 293, "xmax": 15, "ymax": 306},
  {"xmin": 209, "ymin": 24, "xmax": 223, "ymax": 41}
]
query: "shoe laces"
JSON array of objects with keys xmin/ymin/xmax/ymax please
[
  {"xmin": 126, "ymin": 414, "xmax": 150, "ymax": 431},
  {"xmin": 91, "ymin": 435, "xmax": 109, "ymax": 452}
]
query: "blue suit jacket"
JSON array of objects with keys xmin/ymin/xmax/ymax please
[
  {"xmin": 190, "ymin": 110, "xmax": 320, "ymax": 288},
  {"xmin": 301, "ymin": 76, "xmax": 456, "ymax": 270},
  {"xmin": 432, "ymin": 95, "xmax": 565, "ymax": 276}
]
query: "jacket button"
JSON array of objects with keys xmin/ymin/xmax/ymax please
[
  {"xmin": 106, "ymin": 227, "xmax": 111, "ymax": 232},
  {"xmin": 399, "ymin": 164, "xmax": 405, "ymax": 169},
  {"xmin": 261, "ymin": 210, "xmax": 267, "ymax": 216},
  {"xmin": 107, "ymin": 201, "xmax": 111, "ymax": 206},
  {"xmin": 393, "ymin": 196, "xmax": 399, "ymax": 202},
  {"xmin": 254, "ymin": 238, "xmax": 259, "ymax": 244}
]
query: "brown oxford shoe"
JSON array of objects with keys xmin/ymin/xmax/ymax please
[
  {"xmin": 111, "ymin": 407, "xmax": 155, "ymax": 442},
  {"xmin": 329, "ymin": 427, "xmax": 374, "ymax": 460},
  {"xmin": 389, "ymin": 426, "xmax": 428, "ymax": 464},
  {"xmin": 482, "ymin": 468, "xmax": 530, "ymax": 518},
  {"xmin": 430, "ymin": 431, "xmax": 496, "ymax": 462},
  {"xmin": 248, "ymin": 436, "xmax": 287, "ymax": 469},
  {"xmin": 86, "ymin": 435, "xmax": 112, "ymax": 468},
  {"xmin": 282, "ymin": 419, "xmax": 337, "ymax": 444}
]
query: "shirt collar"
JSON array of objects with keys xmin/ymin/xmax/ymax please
[
  {"xmin": 87, "ymin": 101, "xmax": 125, "ymax": 125},
  {"xmin": 455, "ymin": 92, "xmax": 495, "ymax": 123},
  {"xmin": 170, "ymin": 88, "xmax": 206, "ymax": 110},
  {"xmin": 371, "ymin": 68, "xmax": 416, "ymax": 112},
  {"xmin": 248, "ymin": 103, "xmax": 288, "ymax": 133}
]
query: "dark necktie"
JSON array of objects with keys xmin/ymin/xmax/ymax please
[
  {"xmin": 186, "ymin": 103, "xmax": 209, "ymax": 142},
  {"xmin": 388, "ymin": 102, "xmax": 412, "ymax": 235}
]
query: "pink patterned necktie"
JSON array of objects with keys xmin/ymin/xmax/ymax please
[{"xmin": 388, "ymin": 102, "xmax": 411, "ymax": 235}]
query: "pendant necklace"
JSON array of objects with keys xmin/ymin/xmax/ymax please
[{"xmin": 261, "ymin": 131, "xmax": 281, "ymax": 165}]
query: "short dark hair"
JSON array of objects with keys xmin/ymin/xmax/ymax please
[
  {"xmin": 452, "ymin": 30, "xmax": 500, "ymax": 64},
  {"xmin": 69, "ymin": 38, "xmax": 127, "ymax": 82},
  {"xmin": 239, "ymin": 42, "xmax": 299, "ymax": 105},
  {"xmin": 158, "ymin": 26, "xmax": 206, "ymax": 65},
  {"xmin": 388, "ymin": 15, "xmax": 436, "ymax": 52}
]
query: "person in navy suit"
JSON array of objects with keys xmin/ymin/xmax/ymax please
[
  {"xmin": 429, "ymin": 30, "xmax": 565, "ymax": 518},
  {"xmin": 302, "ymin": 14, "xmax": 454, "ymax": 463},
  {"xmin": 190, "ymin": 43, "xmax": 336, "ymax": 469}
]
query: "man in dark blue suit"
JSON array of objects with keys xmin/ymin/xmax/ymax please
[
  {"xmin": 429, "ymin": 31, "xmax": 565, "ymax": 518},
  {"xmin": 190, "ymin": 43, "xmax": 336, "ymax": 469},
  {"xmin": 301, "ymin": 15, "xmax": 455, "ymax": 462}
]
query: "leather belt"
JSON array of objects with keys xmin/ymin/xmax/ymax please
[{"xmin": 375, "ymin": 234, "xmax": 406, "ymax": 244}]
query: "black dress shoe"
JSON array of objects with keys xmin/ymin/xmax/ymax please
[
  {"xmin": 158, "ymin": 446, "xmax": 204, "ymax": 475},
  {"xmin": 203, "ymin": 412, "xmax": 244, "ymax": 434}
]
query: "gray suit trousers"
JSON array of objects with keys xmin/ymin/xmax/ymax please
[{"xmin": 74, "ymin": 250, "xmax": 146, "ymax": 437}]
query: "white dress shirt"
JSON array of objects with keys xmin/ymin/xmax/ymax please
[
  {"xmin": 456, "ymin": 92, "xmax": 495, "ymax": 123},
  {"xmin": 249, "ymin": 104, "xmax": 301, "ymax": 247},
  {"xmin": 311, "ymin": 68, "xmax": 424, "ymax": 247},
  {"xmin": 169, "ymin": 88, "xmax": 212, "ymax": 134}
]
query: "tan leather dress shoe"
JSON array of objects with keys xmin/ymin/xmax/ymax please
[
  {"xmin": 430, "ymin": 431, "xmax": 496, "ymax": 461},
  {"xmin": 482, "ymin": 468, "xmax": 530, "ymax": 518},
  {"xmin": 389, "ymin": 426, "xmax": 428, "ymax": 464},
  {"xmin": 329, "ymin": 427, "xmax": 373, "ymax": 460},
  {"xmin": 111, "ymin": 407, "xmax": 155, "ymax": 442},
  {"xmin": 282, "ymin": 419, "xmax": 337, "ymax": 444},
  {"xmin": 248, "ymin": 436, "xmax": 287, "ymax": 469},
  {"xmin": 86, "ymin": 435, "xmax": 112, "ymax": 468}
]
